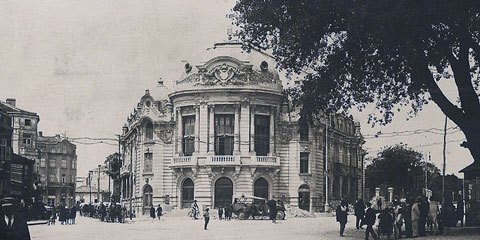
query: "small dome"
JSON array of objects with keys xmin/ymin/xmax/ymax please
[{"xmin": 150, "ymin": 80, "xmax": 171, "ymax": 101}]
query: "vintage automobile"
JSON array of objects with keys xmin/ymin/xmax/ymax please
[{"xmin": 231, "ymin": 195, "xmax": 285, "ymax": 220}]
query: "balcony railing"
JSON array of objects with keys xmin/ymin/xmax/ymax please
[
  {"xmin": 170, "ymin": 156, "xmax": 197, "ymax": 168},
  {"xmin": 206, "ymin": 155, "xmax": 239, "ymax": 166},
  {"xmin": 250, "ymin": 156, "xmax": 280, "ymax": 167}
]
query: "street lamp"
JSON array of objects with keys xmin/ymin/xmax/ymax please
[{"xmin": 98, "ymin": 165, "xmax": 101, "ymax": 203}]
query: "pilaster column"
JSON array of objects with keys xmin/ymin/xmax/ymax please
[
  {"xmin": 234, "ymin": 104, "xmax": 240, "ymax": 153},
  {"xmin": 250, "ymin": 105, "xmax": 256, "ymax": 154},
  {"xmin": 195, "ymin": 105, "xmax": 200, "ymax": 154},
  {"xmin": 208, "ymin": 105, "xmax": 215, "ymax": 154},
  {"xmin": 177, "ymin": 108, "xmax": 183, "ymax": 155},
  {"xmin": 269, "ymin": 107, "xmax": 275, "ymax": 156},
  {"xmin": 240, "ymin": 101, "xmax": 250, "ymax": 153},
  {"xmin": 199, "ymin": 103, "xmax": 208, "ymax": 153}
]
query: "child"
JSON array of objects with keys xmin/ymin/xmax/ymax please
[{"xmin": 204, "ymin": 208, "xmax": 210, "ymax": 230}]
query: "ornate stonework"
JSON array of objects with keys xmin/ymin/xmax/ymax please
[{"xmin": 278, "ymin": 123, "xmax": 293, "ymax": 143}]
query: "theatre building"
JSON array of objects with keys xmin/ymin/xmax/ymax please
[{"xmin": 119, "ymin": 41, "xmax": 365, "ymax": 214}]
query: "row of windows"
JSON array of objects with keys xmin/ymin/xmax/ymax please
[
  {"xmin": 39, "ymin": 158, "xmax": 75, "ymax": 169},
  {"xmin": 181, "ymin": 115, "xmax": 272, "ymax": 156},
  {"xmin": 44, "ymin": 174, "xmax": 75, "ymax": 183}
]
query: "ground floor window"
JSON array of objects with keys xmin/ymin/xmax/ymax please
[
  {"xmin": 143, "ymin": 184, "xmax": 153, "ymax": 215},
  {"xmin": 254, "ymin": 178, "xmax": 269, "ymax": 200}
]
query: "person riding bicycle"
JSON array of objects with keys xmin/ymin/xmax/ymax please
[{"xmin": 192, "ymin": 200, "xmax": 199, "ymax": 219}]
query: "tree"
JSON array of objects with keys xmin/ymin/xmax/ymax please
[
  {"xmin": 232, "ymin": 0, "xmax": 480, "ymax": 163},
  {"xmin": 365, "ymin": 145, "xmax": 439, "ymax": 198}
]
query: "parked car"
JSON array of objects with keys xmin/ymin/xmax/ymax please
[{"xmin": 231, "ymin": 195, "xmax": 285, "ymax": 220}]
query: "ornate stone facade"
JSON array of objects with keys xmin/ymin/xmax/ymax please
[{"xmin": 119, "ymin": 42, "xmax": 365, "ymax": 214}]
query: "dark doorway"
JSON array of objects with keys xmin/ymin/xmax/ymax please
[
  {"xmin": 142, "ymin": 185, "xmax": 153, "ymax": 215},
  {"xmin": 254, "ymin": 178, "xmax": 269, "ymax": 200},
  {"xmin": 215, "ymin": 177, "xmax": 233, "ymax": 208},
  {"xmin": 182, "ymin": 178, "xmax": 194, "ymax": 208},
  {"xmin": 298, "ymin": 184, "xmax": 310, "ymax": 211}
]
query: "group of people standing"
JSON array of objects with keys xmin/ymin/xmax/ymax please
[
  {"xmin": 81, "ymin": 202, "xmax": 128, "ymax": 223},
  {"xmin": 343, "ymin": 195, "xmax": 465, "ymax": 240},
  {"xmin": 149, "ymin": 204, "xmax": 163, "ymax": 220},
  {"xmin": 49, "ymin": 204, "xmax": 77, "ymax": 225}
]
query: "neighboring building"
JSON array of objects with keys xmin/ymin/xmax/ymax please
[
  {"xmin": 119, "ymin": 41, "xmax": 365, "ymax": 214},
  {"xmin": 86, "ymin": 164, "xmax": 111, "ymax": 203},
  {"xmin": 37, "ymin": 133, "xmax": 77, "ymax": 207},
  {"xmin": 10, "ymin": 153, "xmax": 34, "ymax": 201},
  {"xmin": 0, "ymin": 104, "xmax": 13, "ymax": 197}
]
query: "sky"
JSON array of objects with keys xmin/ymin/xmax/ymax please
[{"xmin": 0, "ymin": 0, "xmax": 473, "ymax": 177}]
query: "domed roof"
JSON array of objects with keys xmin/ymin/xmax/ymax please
[
  {"xmin": 194, "ymin": 41, "xmax": 279, "ymax": 80},
  {"xmin": 149, "ymin": 80, "xmax": 171, "ymax": 101}
]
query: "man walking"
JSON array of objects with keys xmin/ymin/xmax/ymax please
[
  {"xmin": 354, "ymin": 199, "xmax": 366, "ymax": 229},
  {"xmin": 156, "ymin": 204, "xmax": 162, "ymax": 220},
  {"xmin": 364, "ymin": 202, "xmax": 378, "ymax": 240},
  {"xmin": 336, "ymin": 200, "xmax": 349, "ymax": 237},
  {"xmin": 411, "ymin": 197, "xmax": 421, "ymax": 238}
]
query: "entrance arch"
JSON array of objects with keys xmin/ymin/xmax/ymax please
[
  {"xmin": 298, "ymin": 184, "xmax": 310, "ymax": 211},
  {"xmin": 214, "ymin": 177, "xmax": 233, "ymax": 208},
  {"xmin": 142, "ymin": 184, "xmax": 153, "ymax": 215},
  {"xmin": 254, "ymin": 178, "xmax": 269, "ymax": 199},
  {"xmin": 182, "ymin": 178, "xmax": 194, "ymax": 208}
]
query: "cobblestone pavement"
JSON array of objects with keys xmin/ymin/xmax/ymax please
[{"xmin": 29, "ymin": 214, "xmax": 477, "ymax": 240}]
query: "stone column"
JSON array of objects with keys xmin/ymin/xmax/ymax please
[
  {"xmin": 269, "ymin": 107, "xmax": 275, "ymax": 156},
  {"xmin": 234, "ymin": 104, "xmax": 240, "ymax": 154},
  {"xmin": 177, "ymin": 108, "xmax": 183, "ymax": 155},
  {"xmin": 195, "ymin": 105, "xmax": 200, "ymax": 154},
  {"xmin": 208, "ymin": 105, "xmax": 215, "ymax": 154},
  {"xmin": 240, "ymin": 102, "xmax": 250, "ymax": 153},
  {"xmin": 250, "ymin": 105, "xmax": 257, "ymax": 155},
  {"xmin": 199, "ymin": 104, "xmax": 208, "ymax": 153}
]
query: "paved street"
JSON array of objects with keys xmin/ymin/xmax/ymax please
[{"xmin": 30, "ymin": 213, "xmax": 477, "ymax": 240}]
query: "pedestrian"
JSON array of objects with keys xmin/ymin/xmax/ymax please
[
  {"xmin": 428, "ymin": 196, "xmax": 439, "ymax": 235},
  {"xmin": 364, "ymin": 202, "xmax": 378, "ymax": 240},
  {"xmin": 64, "ymin": 206, "xmax": 70, "ymax": 225},
  {"xmin": 156, "ymin": 204, "xmax": 163, "ymax": 220},
  {"xmin": 456, "ymin": 196, "xmax": 464, "ymax": 227},
  {"xmin": 411, "ymin": 197, "xmax": 421, "ymax": 237},
  {"xmin": 378, "ymin": 208, "xmax": 394, "ymax": 239},
  {"xmin": 354, "ymin": 199, "xmax": 366, "ymax": 229},
  {"xmin": 0, "ymin": 196, "xmax": 31, "ymax": 240},
  {"xmin": 395, "ymin": 207, "xmax": 404, "ymax": 238},
  {"xmin": 404, "ymin": 198, "xmax": 413, "ymax": 238},
  {"xmin": 419, "ymin": 196, "xmax": 428, "ymax": 236},
  {"xmin": 267, "ymin": 199, "xmax": 277, "ymax": 223},
  {"xmin": 70, "ymin": 205, "xmax": 77, "ymax": 224},
  {"xmin": 150, "ymin": 205, "xmax": 156, "ymax": 221},
  {"xmin": 336, "ymin": 200, "xmax": 349, "ymax": 237},
  {"xmin": 192, "ymin": 200, "xmax": 199, "ymax": 220},
  {"xmin": 204, "ymin": 208, "xmax": 210, "ymax": 230},
  {"xmin": 218, "ymin": 207, "xmax": 223, "ymax": 220},
  {"xmin": 224, "ymin": 203, "xmax": 231, "ymax": 220}
]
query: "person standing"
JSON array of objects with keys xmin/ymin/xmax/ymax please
[
  {"xmin": 364, "ymin": 202, "xmax": 378, "ymax": 240},
  {"xmin": 411, "ymin": 197, "xmax": 421, "ymax": 237},
  {"xmin": 428, "ymin": 196, "xmax": 439, "ymax": 235},
  {"xmin": 354, "ymin": 199, "xmax": 366, "ymax": 229},
  {"xmin": 336, "ymin": 200, "xmax": 349, "ymax": 237},
  {"xmin": 0, "ymin": 197, "xmax": 31, "ymax": 240},
  {"xmin": 394, "ymin": 207, "xmax": 404, "ymax": 238},
  {"xmin": 218, "ymin": 207, "xmax": 223, "ymax": 220},
  {"xmin": 150, "ymin": 205, "xmax": 156, "ymax": 221},
  {"xmin": 456, "ymin": 196, "xmax": 464, "ymax": 227},
  {"xmin": 203, "ymin": 208, "xmax": 210, "ymax": 230},
  {"xmin": 156, "ymin": 204, "xmax": 162, "ymax": 220},
  {"xmin": 267, "ymin": 199, "xmax": 277, "ymax": 223},
  {"xmin": 70, "ymin": 205, "xmax": 77, "ymax": 224}
]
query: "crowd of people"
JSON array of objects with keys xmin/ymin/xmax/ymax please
[
  {"xmin": 80, "ymin": 202, "xmax": 130, "ymax": 223},
  {"xmin": 336, "ymin": 195, "xmax": 465, "ymax": 240},
  {"xmin": 47, "ymin": 204, "xmax": 77, "ymax": 225}
]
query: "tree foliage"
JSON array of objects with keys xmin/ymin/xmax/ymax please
[{"xmin": 231, "ymin": 0, "xmax": 480, "ymax": 162}]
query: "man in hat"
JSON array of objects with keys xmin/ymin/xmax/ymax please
[{"xmin": 0, "ymin": 196, "xmax": 30, "ymax": 240}]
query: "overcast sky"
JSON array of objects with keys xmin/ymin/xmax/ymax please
[{"xmin": 0, "ymin": 0, "xmax": 472, "ymax": 177}]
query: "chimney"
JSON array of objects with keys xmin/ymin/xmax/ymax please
[
  {"xmin": 39, "ymin": 131, "xmax": 43, "ymax": 137},
  {"xmin": 6, "ymin": 98, "xmax": 16, "ymax": 107}
]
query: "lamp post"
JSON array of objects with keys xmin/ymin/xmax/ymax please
[{"xmin": 88, "ymin": 171, "xmax": 92, "ymax": 204}]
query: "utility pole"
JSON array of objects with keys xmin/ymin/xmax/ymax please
[
  {"xmin": 88, "ymin": 171, "xmax": 92, "ymax": 204},
  {"xmin": 442, "ymin": 116, "xmax": 447, "ymax": 202},
  {"xmin": 426, "ymin": 152, "xmax": 430, "ymax": 196},
  {"xmin": 98, "ymin": 164, "xmax": 101, "ymax": 203},
  {"xmin": 324, "ymin": 115, "xmax": 330, "ymax": 212}
]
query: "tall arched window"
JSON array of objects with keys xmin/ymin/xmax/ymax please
[
  {"xmin": 145, "ymin": 121, "xmax": 153, "ymax": 140},
  {"xmin": 254, "ymin": 178, "xmax": 269, "ymax": 199}
]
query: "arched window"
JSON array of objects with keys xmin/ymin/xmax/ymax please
[
  {"xmin": 145, "ymin": 121, "xmax": 153, "ymax": 140},
  {"xmin": 182, "ymin": 178, "xmax": 194, "ymax": 208},
  {"xmin": 215, "ymin": 177, "xmax": 233, "ymax": 208},
  {"xmin": 254, "ymin": 178, "xmax": 269, "ymax": 199},
  {"xmin": 298, "ymin": 184, "xmax": 310, "ymax": 211}
]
